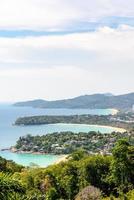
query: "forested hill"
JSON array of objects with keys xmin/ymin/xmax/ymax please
[{"xmin": 14, "ymin": 92, "xmax": 134, "ymax": 110}]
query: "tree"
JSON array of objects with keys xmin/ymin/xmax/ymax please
[
  {"xmin": 109, "ymin": 139, "xmax": 134, "ymax": 195},
  {"xmin": 69, "ymin": 149, "xmax": 88, "ymax": 161},
  {"xmin": 0, "ymin": 172, "xmax": 25, "ymax": 199},
  {"xmin": 78, "ymin": 155, "xmax": 111, "ymax": 194}
]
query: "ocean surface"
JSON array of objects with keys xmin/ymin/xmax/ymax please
[{"xmin": 0, "ymin": 104, "xmax": 118, "ymax": 167}]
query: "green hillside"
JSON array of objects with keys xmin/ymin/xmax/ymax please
[{"xmin": 14, "ymin": 93, "xmax": 134, "ymax": 110}]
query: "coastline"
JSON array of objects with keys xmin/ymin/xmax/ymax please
[
  {"xmin": 10, "ymin": 147, "xmax": 56, "ymax": 155},
  {"xmin": 110, "ymin": 109, "xmax": 119, "ymax": 115},
  {"xmin": 0, "ymin": 149, "xmax": 67, "ymax": 168},
  {"xmin": 7, "ymin": 148, "xmax": 69, "ymax": 165},
  {"xmin": 8, "ymin": 124, "xmax": 126, "ymax": 155},
  {"xmin": 9, "ymin": 147, "xmax": 68, "ymax": 161},
  {"xmin": 54, "ymin": 154, "xmax": 68, "ymax": 164},
  {"xmin": 88, "ymin": 124, "xmax": 126, "ymax": 133},
  {"xmin": 55, "ymin": 123, "xmax": 126, "ymax": 133}
]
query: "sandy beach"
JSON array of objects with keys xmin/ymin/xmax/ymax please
[
  {"xmin": 90, "ymin": 124, "xmax": 126, "ymax": 133},
  {"xmin": 111, "ymin": 109, "xmax": 119, "ymax": 115},
  {"xmin": 59, "ymin": 123, "xmax": 126, "ymax": 133},
  {"xmin": 54, "ymin": 155, "xmax": 69, "ymax": 164}
]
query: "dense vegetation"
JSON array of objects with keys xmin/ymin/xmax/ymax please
[
  {"xmin": 15, "ymin": 114, "xmax": 134, "ymax": 130},
  {"xmin": 13, "ymin": 131, "xmax": 134, "ymax": 155},
  {"xmin": 14, "ymin": 92, "xmax": 134, "ymax": 110},
  {"xmin": 0, "ymin": 139, "xmax": 134, "ymax": 199},
  {"xmin": 0, "ymin": 156, "xmax": 23, "ymax": 173}
]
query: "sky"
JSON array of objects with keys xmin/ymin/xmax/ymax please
[{"xmin": 0, "ymin": 0, "xmax": 134, "ymax": 102}]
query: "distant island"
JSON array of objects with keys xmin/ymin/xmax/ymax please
[{"xmin": 14, "ymin": 92, "xmax": 134, "ymax": 111}]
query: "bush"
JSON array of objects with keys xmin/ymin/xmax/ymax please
[
  {"xmin": 126, "ymin": 189, "xmax": 134, "ymax": 200},
  {"xmin": 75, "ymin": 185, "xmax": 101, "ymax": 200}
]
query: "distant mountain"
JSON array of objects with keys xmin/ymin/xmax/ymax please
[
  {"xmin": 103, "ymin": 93, "xmax": 113, "ymax": 97},
  {"xmin": 14, "ymin": 93, "xmax": 134, "ymax": 110}
]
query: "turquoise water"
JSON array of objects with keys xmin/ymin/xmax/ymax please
[
  {"xmin": 0, "ymin": 151, "xmax": 61, "ymax": 167},
  {"xmin": 0, "ymin": 104, "xmax": 117, "ymax": 167}
]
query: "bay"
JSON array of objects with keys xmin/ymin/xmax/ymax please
[{"xmin": 0, "ymin": 104, "xmax": 119, "ymax": 167}]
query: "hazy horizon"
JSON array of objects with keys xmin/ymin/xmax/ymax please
[
  {"xmin": 0, "ymin": 91, "xmax": 134, "ymax": 104},
  {"xmin": 0, "ymin": 0, "xmax": 134, "ymax": 102}
]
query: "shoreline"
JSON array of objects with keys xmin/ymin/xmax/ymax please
[
  {"xmin": 0, "ymin": 149, "xmax": 69, "ymax": 168},
  {"xmin": 110, "ymin": 109, "xmax": 119, "ymax": 115},
  {"xmin": 2, "ymin": 148, "xmax": 69, "ymax": 165},
  {"xmin": 10, "ymin": 147, "xmax": 58, "ymax": 155},
  {"xmin": 3, "ymin": 123, "xmax": 126, "ymax": 155},
  {"xmin": 54, "ymin": 123, "xmax": 126, "ymax": 133},
  {"xmin": 54, "ymin": 154, "xmax": 68, "ymax": 164},
  {"xmin": 88, "ymin": 124, "xmax": 126, "ymax": 133}
]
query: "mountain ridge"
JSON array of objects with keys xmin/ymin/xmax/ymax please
[{"xmin": 14, "ymin": 92, "xmax": 134, "ymax": 110}]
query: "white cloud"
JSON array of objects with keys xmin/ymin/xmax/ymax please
[
  {"xmin": 0, "ymin": 0, "xmax": 134, "ymax": 101},
  {"xmin": 0, "ymin": 0, "xmax": 81, "ymax": 30},
  {"xmin": 0, "ymin": 26, "xmax": 134, "ymax": 101},
  {"xmin": 0, "ymin": 26, "xmax": 134, "ymax": 65},
  {"xmin": 0, "ymin": 0, "xmax": 134, "ymax": 30}
]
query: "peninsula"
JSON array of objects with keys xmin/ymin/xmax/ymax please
[
  {"xmin": 15, "ymin": 112, "xmax": 134, "ymax": 130},
  {"xmin": 11, "ymin": 130, "xmax": 134, "ymax": 156}
]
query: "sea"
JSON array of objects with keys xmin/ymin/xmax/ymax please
[{"xmin": 0, "ymin": 104, "xmax": 119, "ymax": 167}]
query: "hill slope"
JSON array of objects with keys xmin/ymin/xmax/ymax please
[{"xmin": 14, "ymin": 93, "xmax": 134, "ymax": 110}]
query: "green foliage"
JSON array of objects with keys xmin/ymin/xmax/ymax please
[
  {"xmin": 69, "ymin": 148, "xmax": 88, "ymax": 161},
  {"xmin": 0, "ymin": 156, "xmax": 23, "ymax": 173},
  {"xmin": 0, "ymin": 156, "xmax": 6, "ymax": 171},
  {"xmin": 77, "ymin": 155, "xmax": 111, "ymax": 193},
  {"xmin": 0, "ymin": 138, "xmax": 133, "ymax": 200},
  {"xmin": 0, "ymin": 172, "xmax": 25, "ymax": 199},
  {"xmin": 46, "ymin": 187, "xmax": 58, "ymax": 200},
  {"xmin": 14, "ymin": 131, "xmax": 134, "ymax": 155},
  {"xmin": 108, "ymin": 139, "xmax": 134, "ymax": 194},
  {"xmin": 126, "ymin": 189, "xmax": 134, "ymax": 200}
]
